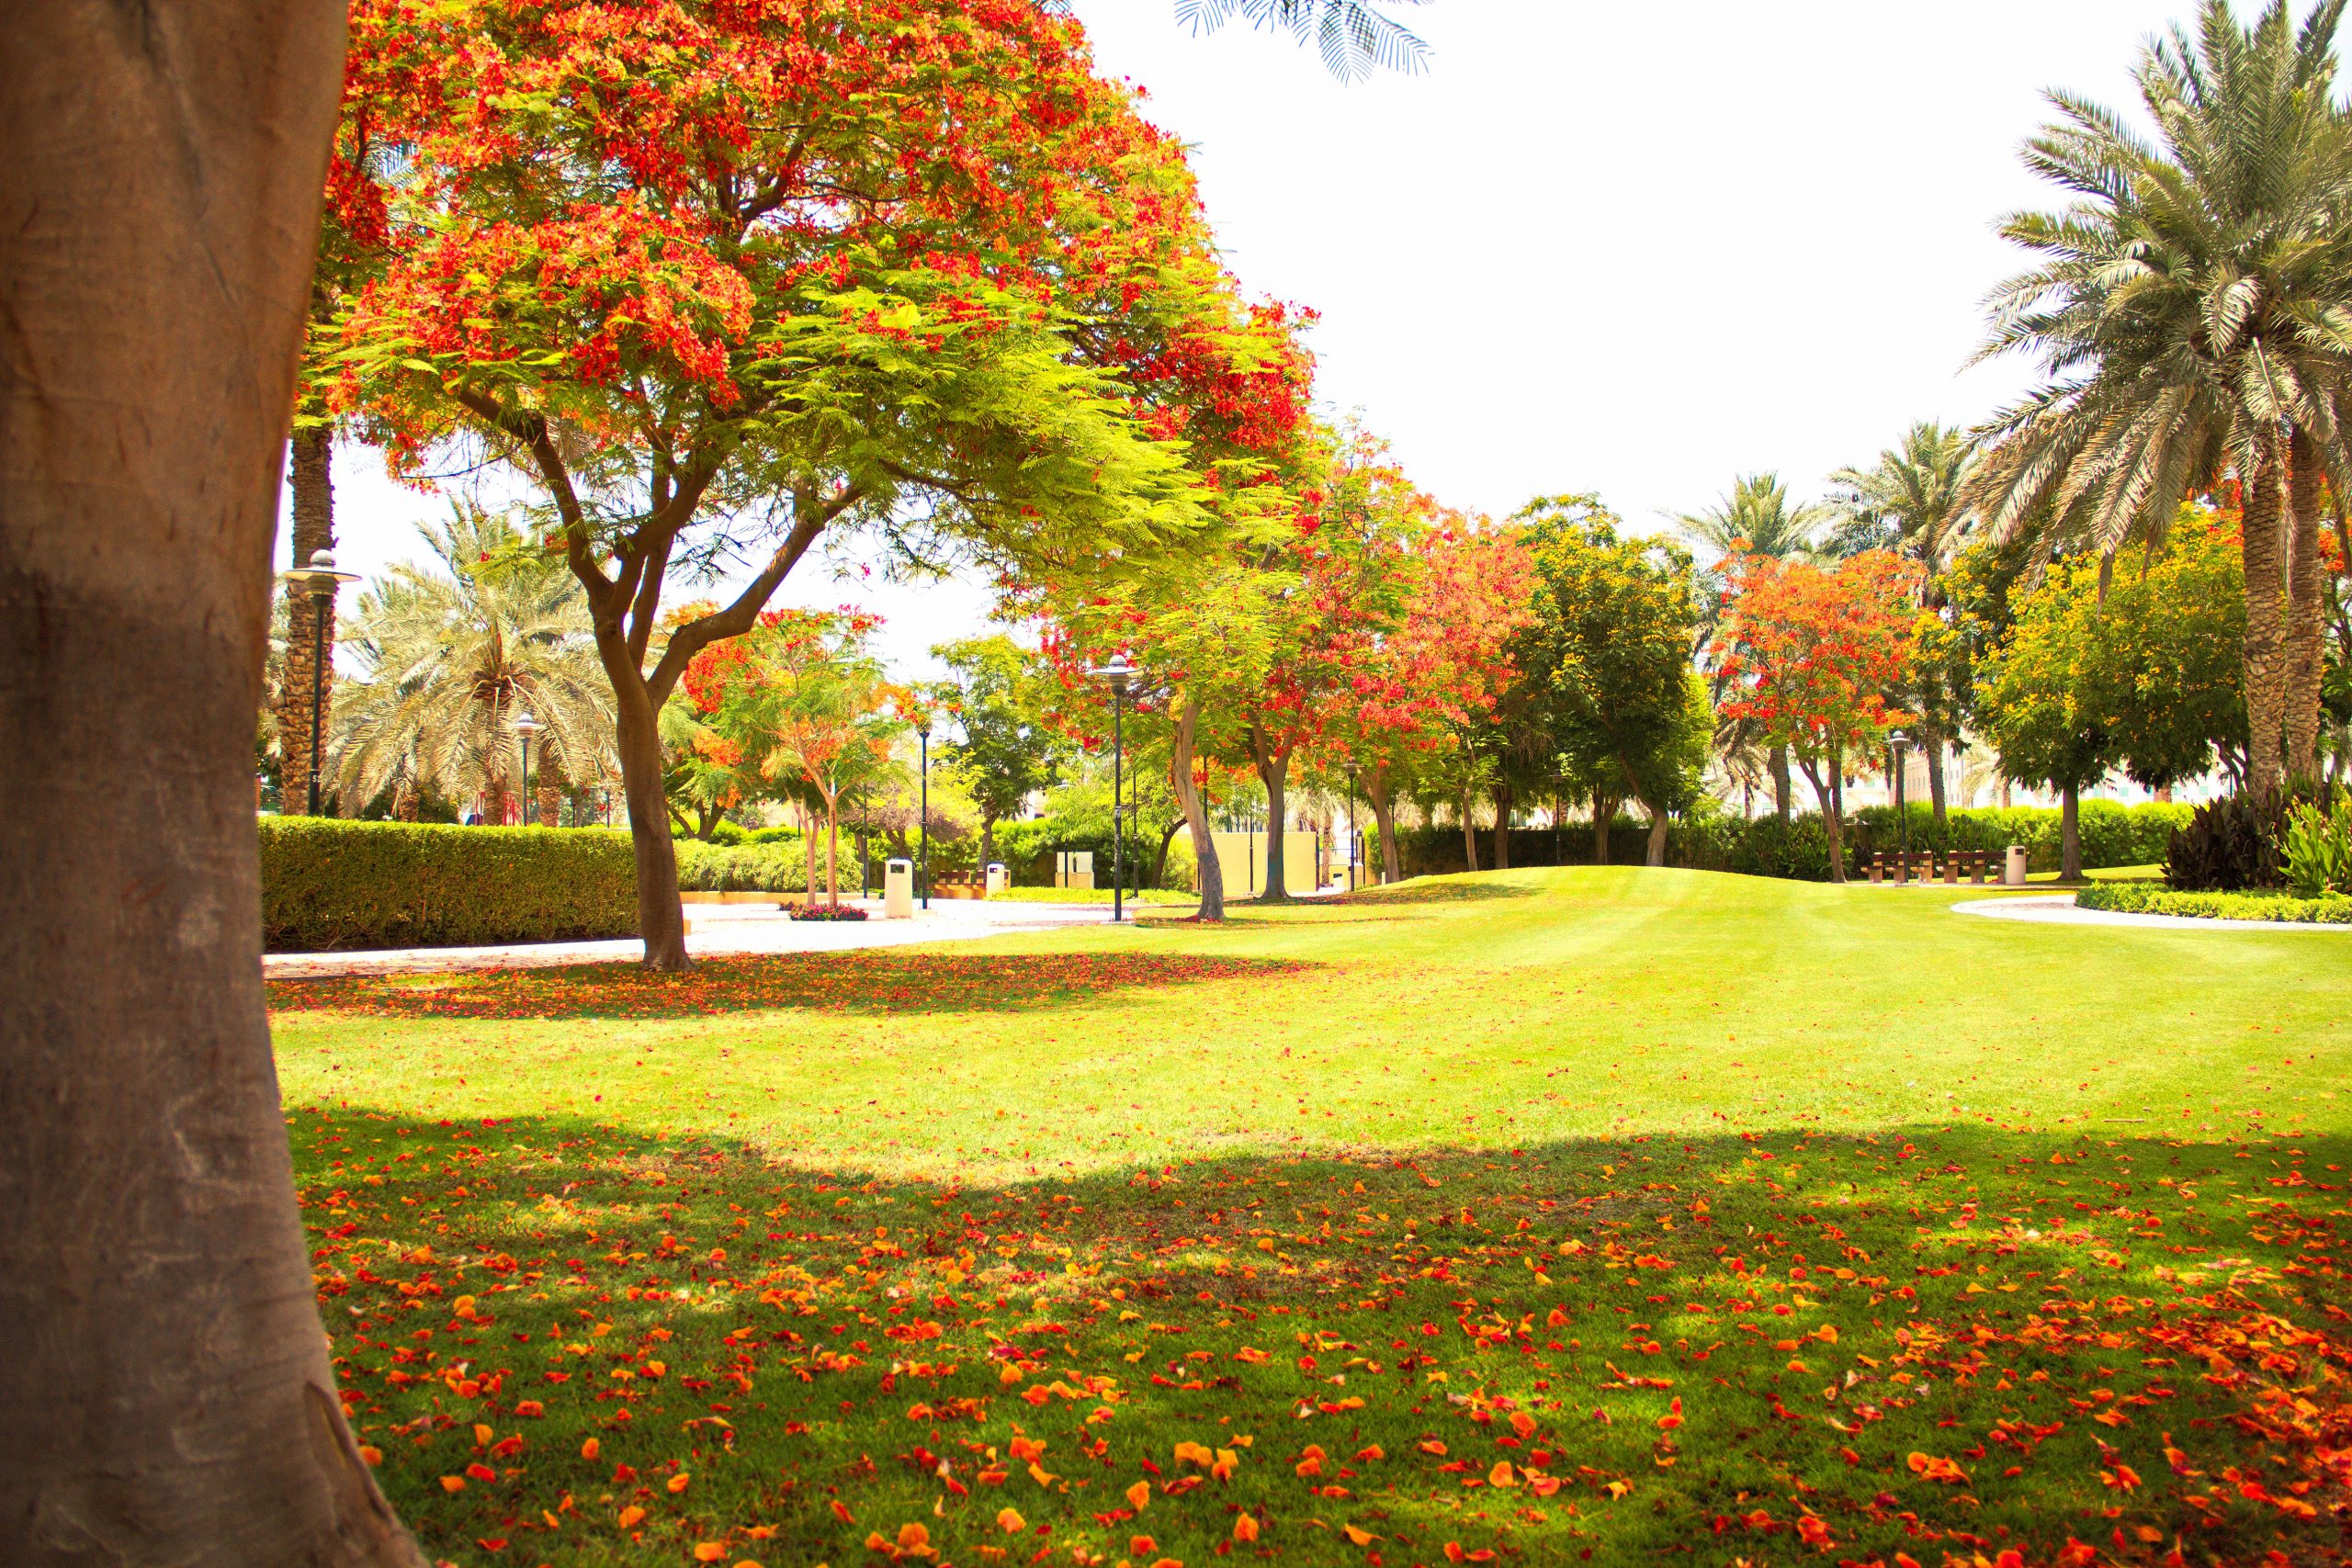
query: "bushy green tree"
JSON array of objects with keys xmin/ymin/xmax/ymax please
[{"xmin": 933, "ymin": 636, "xmax": 1068, "ymax": 869}]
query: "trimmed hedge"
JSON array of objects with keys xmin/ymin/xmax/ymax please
[
  {"xmin": 260, "ymin": 818, "xmax": 637, "ymax": 952},
  {"xmin": 675, "ymin": 840, "xmax": 808, "ymax": 893},
  {"xmin": 2075, "ymin": 881, "xmax": 2352, "ymax": 924}
]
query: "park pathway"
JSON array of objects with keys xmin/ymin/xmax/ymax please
[{"xmin": 263, "ymin": 899, "xmax": 1132, "ymax": 979}]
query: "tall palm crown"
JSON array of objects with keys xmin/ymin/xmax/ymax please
[
  {"xmin": 1961, "ymin": 0, "xmax": 2352, "ymax": 552},
  {"xmin": 332, "ymin": 506, "xmax": 616, "ymax": 814},
  {"xmin": 1175, "ymin": 0, "xmax": 1430, "ymax": 80},
  {"xmin": 1826, "ymin": 422, "xmax": 1976, "ymax": 570},
  {"xmin": 1673, "ymin": 473, "xmax": 1831, "ymax": 563}
]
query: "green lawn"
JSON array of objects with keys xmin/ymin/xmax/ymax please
[{"xmin": 270, "ymin": 867, "xmax": 2352, "ymax": 1568}]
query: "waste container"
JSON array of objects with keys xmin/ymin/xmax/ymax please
[
  {"xmin": 2003, "ymin": 845, "xmax": 2029, "ymax": 886},
  {"xmin": 985, "ymin": 862, "xmax": 1009, "ymax": 897},
  {"xmin": 884, "ymin": 857, "xmax": 915, "ymax": 919}
]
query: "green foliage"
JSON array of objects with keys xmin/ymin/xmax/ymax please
[
  {"xmin": 1852, "ymin": 799, "xmax": 2189, "ymax": 872},
  {"xmin": 2166, "ymin": 795, "xmax": 2289, "ymax": 892},
  {"xmin": 2075, "ymin": 880, "xmax": 2352, "ymax": 923},
  {"xmin": 2282, "ymin": 791, "xmax": 2352, "ymax": 897},
  {"xmin": 259, "ymin": 818, "xmax": 634, "ymax": 952},
  {"xmin": 673, "ymin": 840, "xmax": 808, "ymax": 894},
  {"xmin": 933, "ymin": 636, "xmax": 1065, "ymax": 842},
  {"xmin": 1505, "ymin": 498, "xmax": 1710, "ymax": 813}
]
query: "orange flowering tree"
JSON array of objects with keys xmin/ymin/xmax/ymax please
[
  {"xmin": 1715, "ymin": 550, "xmax": 1920, "ymax": 881},
  {"xmin": 682, "ymin": 609, "xmax": 906, "ymax": 908},
  {"xmin": 334, "ymin": 0, "xmax": 1257, "ymax": 965}
]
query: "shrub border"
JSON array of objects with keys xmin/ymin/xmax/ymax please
[{"xmin": 2075, "ymin": 881, "xmax": 2352, "ymax": 925}]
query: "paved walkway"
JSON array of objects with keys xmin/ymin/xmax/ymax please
[
  {"xmin": 263, "ymin": 898, "xmax": 1137, "ymax": 979},
  {"xmin": 1954, "ymin": 893, "xmax": 2352, "ymax": 932}
]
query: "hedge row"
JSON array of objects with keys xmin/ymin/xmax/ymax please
[
  {"xmin": 1376, "ymin": 801, "xmax": 2191, "ymax": 884},
  {"xmin": 2074, "ymin": 881, "xmax": 2352, "ymax": 924},
  {"xmin": 260, "ymin": 818, "xmax": 637, "ymax": 952},
  {"xmin": 675, "ymin": 840, "xmax": 808, "ymax": 893}
]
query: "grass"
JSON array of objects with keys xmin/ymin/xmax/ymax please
[
  {"xmin": 991, "ymin": 887, "xmax": 1202, "ymax": 906},
  {"xmin": 270, "ymin": 866, "xmax": 2352, "ymax": 1568}
]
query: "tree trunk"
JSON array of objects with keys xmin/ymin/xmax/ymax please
[
  {"xmin": 1798, "ymin": 759, "xmax": 1846, "ymax": 882},
  {"xmin": 0, "ymin": 4, "xmax": 429, "ymax": 1564},
  {"xmin": 2241, "ymin": 456, "xmax": 2290, "ymax": 800},
  {"xmin": 1996, "ymin": 776, "xmax": 2013, "ymax": 809},
  {"xmin": 1637, "ymin": 796, "xmax": 1670, "ymax": 866},
  {"xmin": 1770, "ymin": 744, "xmax": 1792, "ymax": 821},
  {"xmin": 1490, "ymin": 781, "xmax": 1511, "ymax": 870},
  {"xmin": 276, "ymin": 425, "xmax": 336, "ymax": 814},
  {"xmin": 980, "ymin": 816, "xmax": 997, "ymax": 873},
  {"xmin": 2060, "ymin": 783, "xmax": 2082, "ymax": 882},
  {"xmin": 603, "ymin": 658, "xmax": 690, "ymax": 967},
  {"xmin": 1592, "ymin": 794, "xmax": 1618, "ymax": 865},
  {"xmin": 1925, "ymin": 734, "xmax": 1948, "ymax": 830},
  {"xmin": 1460, "ymin": 784, "xmax": 1479, "ymax": 874},
  {"xmin": 1250, "ymin": 727, "xmax": 1292, "ymax": 902},
  {"xmin": 1368, "ymin": 764, "xmax": 1401, "ymax": 885},
  {"xmin": 1151, "ymin": 815, "xmax": 1184, "ymax": 890},
  {"xmin": 825, "ymin": 796, "xmax": 840, "ymax": 907},
  {"xmin": 1171, "ymin": 696, "xmax": 1225, "ymax": 920},
  {"xmin": 803, "ymin": 801, "xmax": 819, "ymax": 908},
  {"xmin": 2285, "ymin": 431, "xmax": 2325, "ymax": 783}
]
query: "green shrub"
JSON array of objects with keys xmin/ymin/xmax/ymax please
[
  {"xmin": 260, "ymin": 818, "xmax": 636, "ymax": 952},
  {"xmin": 2282, "ymin": 792, "xmax": 2352, "ymax": 897},
  {"xmin": 2165, "ymin": 795, "xmax": 2287, "ymax": 891},
  {"xmin": 1849, "ymin": 801, "xmax": 2188, "ymax": 872},
  {"xmin": 674, "ymin": 840, "xmax": 807, "ymax": 893},
  {"xmin": 2075, "ymin": 880, "xmax": 2352, "ymax": 924}
]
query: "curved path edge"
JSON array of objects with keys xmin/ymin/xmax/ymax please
[{"xmin": 1953, "ymin": 893, "xmax": 2352, "ymax": 932}]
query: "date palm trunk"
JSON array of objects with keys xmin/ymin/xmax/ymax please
[
  {"xmin": 0, "ymin": 4, "xmax": 429, "ymax": 1564},
  {"xmin": 1170, "ymin": 695, "xmax": 1226, "ymax": 920},
  {"xmin": 276, "ymin": 425, "xmax": 335, "ymax": 813},
  {"xmin": 2241, "ymin": 457, "xmax": 2290, "ymax": 801},
  {"xmin": 2286, "ymin": 432, "xmax": 2325, "ymax": 784}
]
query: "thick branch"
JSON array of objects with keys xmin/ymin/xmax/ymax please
[{"xmin": 641, "ymin": 484, "xmax": 865, "ymax": 710}]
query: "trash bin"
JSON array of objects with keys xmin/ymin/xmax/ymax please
[
  {"xmin": 985, "ymin": 862, "xmax": 1009, "ymax": 897},
  {"xmin": 2003, "ymin": 845, "xmax": 2029, "ymax": 886},
  {"xmin": 884, "ymin": 857, "xmax": 915, "ymax": 919}
]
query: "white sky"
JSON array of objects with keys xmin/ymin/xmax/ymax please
[{"xmin": 305, "ymin": 0, "xmax": 2190, "ymax": 677}]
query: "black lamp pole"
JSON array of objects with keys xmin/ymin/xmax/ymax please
[
  {"xmin": 1346, "ymin": 766, "xmax": 1358, "ymax": 892},
  {"xmin": 305, "ymin": 581, "xmax": 331, "ymax": 816},
  {"xmin": 918, "ymin": 726, "xmax": 930, "ymax": 909},
  {"xmin": 1890, "ymin": 731, "xmax": 1910, "ymax": 871}
]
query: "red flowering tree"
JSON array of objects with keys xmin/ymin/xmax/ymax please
[
  {"xmin": 1715, "ymin": 551, "xmax": 1921, "ymax": 881},
  {"xmin": 336, "ymin": 0, "xmax": 1245, "ymax": 966},
  {"xmin": 1324, "ymin": 513, "xmax": 1535, "ymax": 883}
]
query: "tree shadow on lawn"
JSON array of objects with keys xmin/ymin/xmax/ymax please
[
  {"xmin": 292, "ymin": 1104, "xmax": 2352, "ymax": 1567},
  {"xmin": 267, "ymin": 950, "xmax": 1316, "ymax": 1022},
  {"xmin": 1326, "ymin": 877, "xmax": 1542, "ymax": 908}
]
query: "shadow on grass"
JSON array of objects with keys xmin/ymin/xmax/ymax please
[
  {"xmin": 1324, "ymin": 875, "xmax": 1543, "ymax": 908},
  {"xmin": 291, "ymin": 1104, "xmax": 2352, "ymax": 1567},
  {"xmin": 268, "ymin": 950, "xmax": 1315, "ymax": 1021}
]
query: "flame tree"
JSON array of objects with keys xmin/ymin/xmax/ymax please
[
  {"xmin": 334, "ymin": 0, "xmax": 1270, "ymax": 967},
  {"xmin": 1714, "ymin": 551, "xmax": 1920, "ymax": 882}
]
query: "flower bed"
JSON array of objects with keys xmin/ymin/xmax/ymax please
[{"xmin": 2075, "ymin": 881, "xmax": 2352, "ymax": 924}]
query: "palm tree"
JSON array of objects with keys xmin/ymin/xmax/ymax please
[
  {"xmin": 1175, "ymin": 0, "xmax": 1429, "ymax": 80},
  {"xmin": 1827, "ymin": 423, "xmax": 1977, "ymax": 824},
  {"xmin": 1960, "ymin": 0, "xmax": 2352, "ymax": 799},
  {"xmin": 331, "ymin": 505, "xmax": 616, "ymax": 821},
  {"xmin": 1676, "ymin": 473, "xmax": 1831, "ymax": 819}
]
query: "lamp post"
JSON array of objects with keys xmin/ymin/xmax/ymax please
[
  {"xmin": 917, "ymin": 720, "xmax": 931, "ymax": 910},
  {"xmin": 1088, "ymin": 658, "xmax": 1136, "ymax": 923},
  {"xmin": 1888, "ymin": 729, "xmax": 1911, "ymax": 874},
  {"xmin": 276, "ymin": 547, "xmax": 358, "ymax": 816},
  {"xmin": 513, "ymin": 710, "xmax": 544, "ymax": 827}
]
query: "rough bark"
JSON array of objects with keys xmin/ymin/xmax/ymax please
[
  {"xmin": 1489, "ymin": 781, "xmax": 1511, "ymax": 870},
  {"xmin": 276, "ymin": 425, "xmax": 336, "ymax": 813},
  {"xmin": 2240, "ymin": 457, "xmax": 2290, "ymax": 799},
  {"xmin": 1170, "ymin": 697, "xmax": 1225, "ymax": 919},
  {"xmin": 1924, "ymin": 734, "xmax": 1948, "ymax": 829},
  {"xmin": 2060, "ymin": 783, "xmax": 2082, "ymax": 883},
  {"xmin": 0, "ymin": 4, "xmax": 428, "ymax": 1565},
  {"xmin": 1769, "ymin": 744, "xmax": 1792, "ymax": 821},
  {"xmin": 2285, "ymin": 432, "xmax": 2325, "ymax": 784},
  {"xmin": 599, "ymin": 637, "xmax": 690, "ymax": 966},
  {"xmin": 1150, "ymin": 814, "xmax": 1184, "ymax": 890},
  {"xmin": 824, "ymin": 798, "xmax": 840, "ymax": 907},
  {"xmin": 1592, "ymin": 793, "xmax": 1619, "ymax": 865},
  {"xmin": 1459, "ymin": 785, "xmax": 1479, "ymax": 874},
  {"xmin": 1249, "ymin": 727, "xmax": 1293, "ymax": 901},
  {"xmin": 1367, "ymin": 764, "xmax": 1401, "ymax": 885}
]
